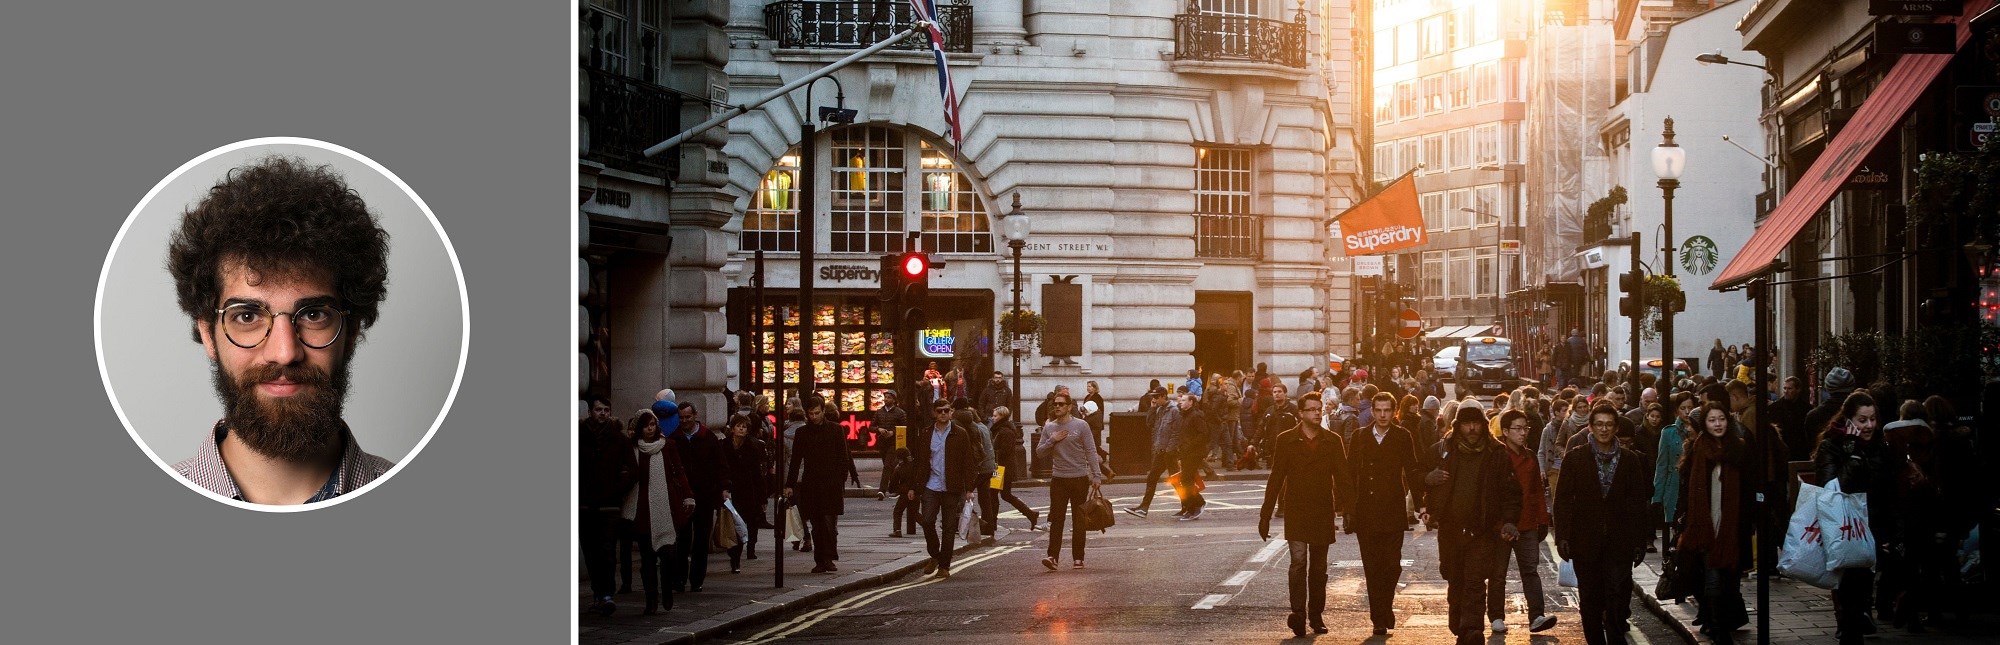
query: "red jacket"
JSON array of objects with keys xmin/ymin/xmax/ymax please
[{"xmin": 1503, "ymin": 443, "xmax": 1550, "ymax": 531}]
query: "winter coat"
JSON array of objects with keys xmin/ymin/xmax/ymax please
[
  {"xmin": 1346, "ymin": 423, "xmax": 1424, "ymax": 533},
  {"xmin": 1502, "ymin": 442, "xmax": 1551, "ymax": 531},
  {"xmin": 674, "ymin": 426, "xmax": 733, "ymax": 511},
  {"xmin": 1553, "ymin": 440, "xmax": 1653, "ymax": 559},
  {"xmin": 1260, "ymin": 427, "xmax": 1350, "ymax": 545},
  {"xmin": 579, "ymin": 418, "xmax": 637, "ymax": 509},
  {"xmin": 908, "ymin": 422, "xmax": 980, "ymax": 495},
  {"xmin": 1426, "ymin": 434, "xmax": 1523, "ymax": 538},
  {"xmin": 787, "ymin": 421, "xmax": 856, "ymax": 516},
  {"xmin": 1814, "ymin": 429, "xmax": 1897, "ymax": 542}
]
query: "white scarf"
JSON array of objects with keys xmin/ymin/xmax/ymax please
[{"xmin": 622, "ymin": 438, "xmax": 679, "ymax": 551}]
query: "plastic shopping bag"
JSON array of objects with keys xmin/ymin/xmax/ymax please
[
  {"xmin": 722, "ymin": 499, "xmax": 750, "ymax": 545},
  {"xmin": 1558, "ymin": 560, "xmax": 1578, "ymax": 588},
  {"xmin": 1779, "ymin": 482, "xmax": 1840, "ymax": 589},
  {"xmin": 959, "ymin": 503, "xmax": 981, "ymax": 542},
  {"xmin": 783, "ymin": 504, "xmax": 806, "ymax": 543},
  {"xmin": 1818, "ymin": 479, "xmax": 1877, "ymax": 570},
  {"xmin": 711, "ymin": 509, "xmax": 740, "ymax": 553}
]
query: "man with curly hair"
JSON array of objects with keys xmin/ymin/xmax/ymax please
[{"xmin": 167, "ymin": 156, "xmax": 395, "ymax": 505}]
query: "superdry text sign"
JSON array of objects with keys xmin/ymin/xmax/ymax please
[{"xmin": 1332, "ymin": 173, "xmax": 1428, "ymax": 255}]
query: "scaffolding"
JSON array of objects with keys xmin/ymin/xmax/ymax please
[{"xmin": 1524, "ymin": 18, "xmax": 1613, "ymax": 285}]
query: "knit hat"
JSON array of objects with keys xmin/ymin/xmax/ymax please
[
  {"xmin": 651, "ymin": 399, "xmax": 681, "ymax": 435},
  {"xmin": 655, "ymin": 388, "xmax": 677, "ymax": 403},
  {"xmin": 1452, "ymin": 405, "xmax": 1488, "ymax": 429},
  {"xmin": 1423, "ymin": 395, "xmax": 1441, "ymax": 411},
  {"xmin": 1823, "ymin": 367, "xmax": 1856, "ymax": 393},
  {"xmin": 1353, "ymin": 369, "xmax": 1370, "ymax": 380}
]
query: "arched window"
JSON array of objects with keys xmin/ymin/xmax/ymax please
[{"xmin": 742, "ymin": 124, "xmax": 992, "ymax": 254}]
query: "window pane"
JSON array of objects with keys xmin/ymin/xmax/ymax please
[{"xmin": 1195, "ymin": 146, "xmax": 1257, "ymax": 259}]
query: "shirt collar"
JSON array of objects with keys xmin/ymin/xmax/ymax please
[{"xmin": 176, "ymin": 419, "xmax": 393, "ymax": 504}]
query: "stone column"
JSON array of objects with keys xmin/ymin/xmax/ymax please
[{"xmin": 972, "ymin": 0, "xmax": 1027, "ymax": 46}]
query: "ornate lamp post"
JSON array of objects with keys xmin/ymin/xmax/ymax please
[
  {"xmin": 1652, "ymin": 117, "xmax": 1685, "ymax": 403},
  {"xmin": 1001, "ymin": 194, "xmax": 1031, "ymax": 464}
]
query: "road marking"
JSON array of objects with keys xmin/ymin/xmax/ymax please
[
  {"xmin": 1222, "ymin": 571, "xmax": 1256, "ymax": 586},
  {"xmin": 1248, "ymin": 539, "xmax": 1288, "ymax": 563},
  {"xmin": 1193, "ymin": 540, "xmax": 1292, "ymax": 609},
  {"xmin": 1191, "ymin": 594, "xmax": 1230, "ymax": 610},
  {"xmin": 737, "ymin": 544, "xmax": 1028, "ymax": 643}
]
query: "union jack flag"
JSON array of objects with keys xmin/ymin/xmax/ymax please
[{"xmin": 908, "ymin": 0, "xmax": 963, "ymax": 146}]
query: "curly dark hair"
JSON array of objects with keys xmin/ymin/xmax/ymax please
[{"xmin": 167, "ymin": 155, "xmax": 390, "ymax": 343}]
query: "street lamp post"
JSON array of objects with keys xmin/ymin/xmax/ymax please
[
  {"xmin": 1001, "ymin": 194, "xmax": 1031, "ymax": 469},
  {"xmin": 1652, "ymin": 117, "xmax": 1685, "ymax": 405}
]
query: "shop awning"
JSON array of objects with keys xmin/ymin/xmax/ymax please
[
  {"xmin": 1426, "ymin": 325, "xmax": 1467, "ymax": 339},
  {"xmin": 1450, "ymin": 325, "xmax": 1494, "ymax": 339},
  {"xmin": 1711, "ymin": 1, "xmax": 1989, "ymax": 289}
]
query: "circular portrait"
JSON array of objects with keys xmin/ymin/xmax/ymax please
[{"xmin": 96, "ymin": 138, "xmax": 467, "ymax": 511}]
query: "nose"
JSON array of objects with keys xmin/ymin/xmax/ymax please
[{"xmin": 260, "ymin": 313, "xmax": 306, "ymax": 366}]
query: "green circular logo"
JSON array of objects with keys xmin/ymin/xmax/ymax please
[{"xmin": 1680, "ymin": 235, "xmax": 1720, "ymax": 275}]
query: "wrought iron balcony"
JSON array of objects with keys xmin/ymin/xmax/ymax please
[
  {"xmin": 581, "ymin": 67, "xmax": 681, "ymax": 177},
  {"xmin": 1172, "ymin": 12, "xmax": 1307, "ymax": 68},
  {"xmin": 764, "ymin": 0, "xmax": 972, "ymax": 52}
]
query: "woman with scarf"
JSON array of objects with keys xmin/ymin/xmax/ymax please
[
  {"xmin": 1675, "ymin": 402, "xmax": 1752, "ymax": 643},
  {"xmin": 723, "ymin": 414, "xmax": 768, "ymax": 573},
  {"xmin": 1813, "ymin": 391, "xmax": 1891, "ymax": 645},
  {"xmin": 1653, "ymin": 393, "xmax": 1697, "ymax": 550},
  {"xmin": 623, "ymin": 410, "xmax": 695, "ymax": 615}
]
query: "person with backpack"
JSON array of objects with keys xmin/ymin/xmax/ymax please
[{"xmin": 1328, "ymin": 387, "xmax": 1362, "ymax": 442}]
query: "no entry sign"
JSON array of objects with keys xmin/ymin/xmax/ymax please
[{"xmin": 1397, "ymin": 308, "xmax": 1424, "ymax": 339}]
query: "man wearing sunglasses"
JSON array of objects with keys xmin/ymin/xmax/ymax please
[{"xmin": 168, "ymin": 156, "xmax": 393, "ymax": 505}]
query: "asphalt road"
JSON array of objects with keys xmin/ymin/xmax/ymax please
[{"xmin": 709, "ymin": 480, "xmax": 1682, "ymax": 644}]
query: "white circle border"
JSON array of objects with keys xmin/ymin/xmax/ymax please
[{"xmin": 93, "ymin": 136, "xmax": 471, "ymax": 513}]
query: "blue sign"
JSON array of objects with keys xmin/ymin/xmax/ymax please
[{"xmin": 919, "ymin": 328, "xmax": 954, "ymax": 358}]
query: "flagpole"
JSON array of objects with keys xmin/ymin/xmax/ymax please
[{"xmin": 643, "ymin": 26, "xmax": 922, "ymax": 157}]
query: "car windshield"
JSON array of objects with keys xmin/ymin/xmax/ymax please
[{"xmin": 1465, "ymin": 343, "xmax": 1510, "ymax": 362}]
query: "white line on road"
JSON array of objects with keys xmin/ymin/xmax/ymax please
[
  {"xmin": 1192, "ymin": 539, "xmax": 1291, "ymax": 610},
  {"xmin": 1191, "ymin": 594, "xmax": 1231, "ymax": 610},
  {"xmin": 737, "ymin": 544, "xmax": 1028, "ymax": 644},
  {"xmin": 1222, "ymin": 571, "xmax": 1256, "ymax": 586},
  {"xmin": 1248, "ymin": 539, "xmax": 1288, "ymax": 563}
]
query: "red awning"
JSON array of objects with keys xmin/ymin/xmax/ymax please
[{"xmin": 1711, "ymin": 0, "xmax": 1992, "ymax": 289}]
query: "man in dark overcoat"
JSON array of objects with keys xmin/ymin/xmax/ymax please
[
  {"xmin": 1258, "ymin": 397, "xmax": 1349, "ymax": 637},
  {"xmin": 1425, "ymin": 406, "xmax": 1523, "ymax": 645},
  {"xmin": 667, "ymin": 401, "xmax": 731, "ymax": 593},
  {"xmin": 1346, "ymin": 392, "xmax": 1426, "ymax": 635},
  {"xmin": 1553, "ymin": 403, "xmax": 1654, "ymax": 645},
  {"xmin": 785, "ymin": 396, "xmax": 860, "ymax": 573}
]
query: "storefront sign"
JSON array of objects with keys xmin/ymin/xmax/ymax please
[
  {"xmin": 1353, "ymin": 256, "xmax": 1384, "ymax": 276},
  {"xmin": 1500, "ymin": 240, "xmax": 1522, "ymax": 255},
  {"xmin": 1874, "ymin": 22, "xmax": 1956, "ymax": 54},
  {"xmin": 1843, "ymin": 165, "xmax": 1894, "ymax": 191},
  {"xmin": 817, "ymin": 263, "xmax": 881, "ymax": 284},
  {"xmin": 919, "ymin": 328, "xmax": 955, "ymax": 357},
  {"xmin": 1868, "ymin": 0, "xmax": 1960, "ymax": 15},
  {"xmin": 1680, "ymin": 235, "xmax": 1720, "ymax": 275},
  {"xmin": 1333, "ymin": 174, "xmax": 1427, "ymax": 255}
]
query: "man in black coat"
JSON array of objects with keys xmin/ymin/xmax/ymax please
[
  {"xmin": 1553, "ymin": 404, "xmax": 1654, "ymax": 645},
  {"xmin": 977, "ymin": 371, "xmax": 1013, "ymax": 421},
  {"xmin": 579, "ymin": 399, "xmax": 635, "ymax": 616},
  {"xmin": 1346, "ymin": 392, "xmax": 1426, "ymax": 635},
  {"xmin": 1259, "ymin": 396, "xmax": 1349, "ymax": 637},
  {"xmin": 873, "ymin": 391, "xmax": 909, "ymax": 498},
  {"xmin": 785, "ymin": 396, "xmax": 860, "ymax": 573},
  {"xmin": 907, "ymin": 398, "xmax": 980, "ymax": 578},
  {"xmin": 1173, "ymin": 393, "xmax": 1211, "ymax": 519},
  {"xmin": 668, "ymin": 402, "xmax": 731, "ymax": 593},
  {"xmin": 1425, "ymin": 406, "xmax": 1523, "ymax": 645}
]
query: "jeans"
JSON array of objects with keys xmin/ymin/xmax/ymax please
[
  {"xmin": 636, "ymin": 542, "xmax": 682, "ymax": 607},
  {"xmin": 581, "ymin": 508, "xmax": 619, "ymax": 600},
  {"xmin": 1046, "ymin": 476, "xmax": 1090, "ymax": 561},
  {"xmin": 1489, "ymin": 526, "xmax": 1548, "ymax": 620},
  {"xmin": 919, "ymin": 489, "xmax": 967, "ymax": 571},
  {"xmin": 1701, "ymin": 565, "xmax": 1747, "ymax": 642},
  {"xmin": 1357, "ymin": 530, "xmax": 1406, "ymax": 628},
  {"xmin": 1136, "ymin": 451, "xmax": 1178, "ymax": 509},
  {"xmin": 1287, "ymin": 541, "xmax": 1331, "ymax": 622},
  {"xmin": 671, "ymin": 509, "xmax": 714, "ymax": 591},
  {"xmin": 893, "ymin": 495, "xmax": 920, "ymax": 534},
  {"xmin": 1440, "ymin": 528, "xmax": 1503, "ymax": 638},
  {"xmin": 1574, "ymin": 553, "xmax": 1635, "ymax": 645}
]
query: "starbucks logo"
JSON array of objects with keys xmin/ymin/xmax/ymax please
[{"xmin": 1680, "ymin": 235, "xmax": 1720, "ymax": 275}]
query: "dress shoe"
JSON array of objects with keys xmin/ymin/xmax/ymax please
[
  {"xmin": 1287, "ymin": 613, "xmax": 1306, "ymax": 637},
  {"xmin": 1309, "ymin": 617, "xmax": 1328, "ymax": 634},
  {"xmin": 810, "ymin": 565, "xmax": 828, "ymax": 573},
  {"xmin": 1372, "ymin": 627, "xmax": 1389, "ymax": 636}
]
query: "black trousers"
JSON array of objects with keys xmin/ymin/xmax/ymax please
[
  {"xmin": 1834, "ymin": 566, "xmax": 1876, "ymax": 643},
  {"xmin": 581, "ymin": 508, "xmax": 619, "ymax": 600},
  {"xmin": 805, "ymin": 511, "xmax": 840, "ymax": 567},
  {"xmin": 636, "ymin": 540, "xmax": 682, "ymax": 607},
  {"xmin": 1136, "ymin": 451, "xmax": 1178, "ymax": 509},
  {"xmin": 893, "ymin": 495, "xmax": 920, "ymax": 533},
  {"xmin": 977, "ymin": 472, "xmax": 999, "ymax": 537},
  {"xmin": 1440, "ymin": 528, "xmax": 1503, "ymax": 639},
  {"xmin": 981, "ymin": 470, "xmax": 1036, "ymax": 535},
  {"xmin": 1177, "ymin": 453, "xmax": 1207, "ymax": 514},
  {"xmin": 919, "ymin": 489, "xmax": 966, "ymax": 571},
  {"xmin": 1046, "ymin": 476, "xmax": 1090, "ymax": 560},
  {"xmin": 1287, "ymin": 541, "xmax": 1331, "ymax": 621},
  {"xmin": 1357, "ymin": 530, "xmax": 1407, "ymax": 629},
  {"xmin": 671, "ymin": 509, "xmax": 715, "ymax": 591},
  {"xmin": 878, "ymin": 449, "xmax": 900, "ymax": 493},
  {"xmin": 1574, "ymin": 553, "xmax": 1635, "ymax": 645}
]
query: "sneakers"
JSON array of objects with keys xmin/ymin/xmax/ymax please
[
  {"xmin": 891, "ymin": 530, "xmax": 903, "ymax": 538},
  {"xmin": 1492, "ymin": 619, "xmax": 1508, "ymax": 633},
  {"xmin": 1072, "ymin": 560, "xmax": 1085, "ymax": 569},
  {"xmin": 1180, "ymin": 508, "xmax": 1204, "ymax": 521},
  {"xmin": 593, "ymin": 597, "xmax": 616, "ymax": 617},
  {"xmin": 1042, "ymin": 556, "xmax": 1059, "ymax": 571},
  {"xmin": 1530, "ymin": 615, "xmax": 1558, "ymax": 632},
  {"xmin": 1124, "ymin": 507, "xmax": 1148, "ymax": 518}
]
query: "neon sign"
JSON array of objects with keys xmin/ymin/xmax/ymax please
[{"xmin": 919, "ymin": 328, "xmax": 954, "ymax": 358}]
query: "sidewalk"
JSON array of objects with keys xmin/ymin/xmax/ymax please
[{"xmin": 1632, "ymin": 546, "xmax": 2000, "ymax": 643}]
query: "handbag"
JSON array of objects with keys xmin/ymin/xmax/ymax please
[
  {"xmin": 1078, "ymin": 486, "xmax": 1116, "ymax": 532},
  {"xmin": 710, "ymin": 509, "xmax": 740, "ymax": 553},
  {"xmin": 1654, "ymin": 547, "xmax": 1704, "ymax": 602},
  {"xmin": 782, "ymin": 504, "xmax": 806, "ymax": 543}
]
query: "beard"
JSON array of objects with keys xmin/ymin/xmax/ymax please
[{"xmin": 212, "ymin": 357, "xmax": 352, "ymax": 462}]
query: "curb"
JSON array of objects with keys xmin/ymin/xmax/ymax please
[
  {"xmin": 1630, "ymin": 561, "xmax": 1700, "ymax": 645},
  {"xmin": 655, "ymin": 537, "xmax": 993, "ymax": 644}
]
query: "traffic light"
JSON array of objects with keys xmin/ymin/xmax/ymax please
[
  {"xmin": 897, "ymin": 251, "xmax": 931, "ymax": 328},
  {"xmin": 1617, "ymin": 270, "xmax": 1644, "ymax": 318},
  {"xmin": 877, "ymin": 254, "xmax": 903, "ymax": 303}
]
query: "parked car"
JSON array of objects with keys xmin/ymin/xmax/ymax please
[
  {"xmin": 1433, "ymin": 346, "xmax": 1461, "ymax": 381},
  {"xmin": 1457, "ymin": 336, "xmax": 1520, "ymax": 394}
]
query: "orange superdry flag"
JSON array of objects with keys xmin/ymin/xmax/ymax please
[{"xmin": 1333, "ymin": 173, "xmax": 1426, "ymax": 255}]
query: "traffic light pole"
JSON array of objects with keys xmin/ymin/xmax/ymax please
[{"xmin": 1627, "ymin": 232, "xmax": 1643, "ymax": 403}]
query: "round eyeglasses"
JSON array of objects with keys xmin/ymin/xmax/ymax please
[{"xmin": 215, "ymin": 303, "xmax": 349, "ymax": 349}]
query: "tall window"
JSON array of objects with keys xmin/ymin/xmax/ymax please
[
  {"xmin": 1421, "ymin": 192, "xmax": 1444, "ymax": 231},
  {"xmin": 1423, "ymin": 251, "xmax": 1446, "ymax": 301},
  {"xmin": 1475, "ymin": 247, "xmax": 1496, "ymax": 296},
  {"xmin": 743, "ymin": 154, "xmax": 800, "ymax": 251},
  {"xmin": 1475, "ymin": 184, "xmax": 1503, "ymax": 226},
  {"xmin": 586, "ymin": 0, "xmax": 666, "ymax": 82},
  {"xmin": 1195, "ymin": 146, "xmax": 1258, "ymax": 258},
  {"xmin": 1375, "ymin": 89, "xmax": 1395, "ymax": 125},
  {"xmin": 1420, "ymin": 16, "xmax": 1444, "ymax": 57},
  {"xmin": 1373, "ymin": 143, "xmax": 1393, "ymax": 181},
  {"xmin": 1421, "ymin": 134, "xmax": 1443, "ymax": 174},
  {"xmin": 918, "ymin": 141, "xmax": 992, "ymax": 254},
  {"xmin": 1448, "ymin": 8, "xmax": 1472, "ymax": 49},
  {"xmin": 1474, "ymin": 3, "xmax": 1499, "ymax": 42},
  {"xmin": 1447, "ymin": 129, "xmax": 1471, "ymax": 169},
  {"xmin": 1447, "ymin": 189, "xmax": 1471, "ymax": 229},
  {"xmin": 1423, "ymin": 75, "xmax": 1444, "ymax": 115},
  {"xmin": 1448, "ymin": 248, "xmax": 1474, "ymax": 298},
  {"xmin": 1396, "ymin": 81, "xmax": 1418, "ymax": 120},
  {"xmin": 1197, "ymin": 0, "xmax": 1261, "ymax": 57},
  {"xmin": 1474, "ymin": 124, "xmax": 1499, "ymax": 166},
  {"xmin": 1505, "ymin": 122, "xmax": 1523, "ymax": 163},
  {"xmin": 1448, "ymin": 68, "xmax": 1469, "ymax": 110},
  {"xmin": 1395, "ymin": 23, "xmax": 1417, "ymax": 64},
  {"xmin": 1504, "ymin": 59, "xmax": 1523, "ymax": 101},
  {"xmin": 1375, "ymin": 29, "xmax": 1394, "ymax": 68},
  {"xmin": 1474, "ymin": 62, "xmax": 1496, "ymax": 103}
]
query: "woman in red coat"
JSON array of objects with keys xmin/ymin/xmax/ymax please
[{"xmin": 622, "ymin": 410, "xmax": 694, "ymax": 615}]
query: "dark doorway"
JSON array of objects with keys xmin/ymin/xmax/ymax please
[{"xmin": 1194, "ymin": 291, "xmax": 1253, "ymax": 374}]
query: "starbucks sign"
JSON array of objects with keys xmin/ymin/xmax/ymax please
[{"xmin": 1680, "ymin": 235, "xmax": 1720, "ymax": 275}]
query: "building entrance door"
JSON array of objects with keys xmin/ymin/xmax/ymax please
[{"xmin": 1193, "ymin": 291, "xmax": 1252, "ymax": 374}]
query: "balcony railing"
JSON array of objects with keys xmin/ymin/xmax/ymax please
[
  {"xmin": 764, "ymin": 0, "xmax": 972, "ymax": 52},
  {"xmin": 582, "ymin": 67, "xmax": 681, "ymax": 177},
  {"xmin": 1195, "ymin": 212, "xmax": 1261, "ymax": 259},
  {"xmin": 1173, "ymin": 12, "xmax": 1307, "ymax": 68}
]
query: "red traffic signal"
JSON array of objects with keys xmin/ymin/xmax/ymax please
[{"xmin": 900, "ymin": 252, "xmax": 930, "ymax": 278}]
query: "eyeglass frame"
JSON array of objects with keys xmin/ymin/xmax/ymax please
[{"xmin": 213, "ymin": 302, "xmax": 352, "ymax": 350}]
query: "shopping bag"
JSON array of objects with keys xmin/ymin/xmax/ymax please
[
  {"xmin": 1167, "ymin": 470, "xmax": 1206, "ymax": 500},
  {"xmin": 1079, "ymin": 487, "xmax": 1116, "ymax": 532},
  {"xmin": 1779, "ymin": 482, "xmax": 1840, "ymax": 589},
  {"xmin": 722, "ymin": 499, "xmax": 750, "ymax": 545},
  {"xmin": 1558, "ymin": 560, "xmax": 1578, "ymax": 588},
  {"xmin": 960, "ymin": 503, "xmax": 981, "ymax": 542},
  {"xmin": 1818, "ymin": 479, "xmax": 1877, "ymax": 570},
  {"xmin": 711, "ymin": 509, "xmax": 740, "ymax": 553},
  {"xmin": 1655, "ymin": 547, "xmax": 1705, "ymax": 602},
  {"xmin": 783, "ymin": 504, "xmax": 806, "ymax": 543},
  {"xmin": 990, "ymin": 466, "xmax": 1006, "ymax": 490}
]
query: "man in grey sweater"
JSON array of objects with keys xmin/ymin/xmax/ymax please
[{"xmin": 1034, "ymin": 389, "xmax": 1102, "ymax": 570}]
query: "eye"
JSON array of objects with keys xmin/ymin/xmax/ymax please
[
  {"xmin": 296, "ymin": 307, "xmax": 330, "ymax": 324},
  {"xmin": 227, "ymin": 307, "xmax": 265, "ymax": 325}
]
